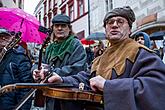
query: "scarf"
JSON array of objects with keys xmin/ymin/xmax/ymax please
[
  {"xmin": 91, "ymin": 38, "xmax": 153, "ymax": 79},
  {"xmin": 45, "ymin": 35, "xmax": 75, "ymax": 63}
]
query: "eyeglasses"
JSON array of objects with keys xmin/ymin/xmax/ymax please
[{"xmin": 106, "ymin": 18, "xmax": 128, "ymax": 27}]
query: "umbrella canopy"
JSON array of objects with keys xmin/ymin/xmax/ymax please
[
  {"xmin": 150, "ymin": 31, "xmax": 165, "ymax": 40},
  {"xmin": 81, "ymin": 38, "xmax": 95, "ymax": 45},
  {"xmin": 86, "ymin": 32, "xmax": 106, "ymax": 40},
  {"xmin": 0, "ymin": 8, "xmax": 47, "ymax": 44}
]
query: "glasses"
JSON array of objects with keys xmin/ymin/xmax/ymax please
[{"xmin": 106, "ymin": 18, "xmax": 128, "ymax": 27}]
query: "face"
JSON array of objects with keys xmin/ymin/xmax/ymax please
[
  {"xmin": 105, "ymin": 16, "xmax": 131, "ymax": 44},
  {"xmin": 0, "ymin": 34, "xmax": 13, "ymax": 52},
  {"xmin": 136, "ymin": 36, "xmax": 145, "ymax": 45},
  {"xmin": 52, "ymin": 23, "xmax": 70, "ymax": 41}
]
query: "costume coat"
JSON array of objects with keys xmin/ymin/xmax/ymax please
[{"xmin": 62, "ymin": 38, "xmax": 165, "ymax": 110}]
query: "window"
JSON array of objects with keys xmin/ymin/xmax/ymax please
[
  {"xmin": 13, "ymin": 0, "xmax": 16, "ymax": 3},
  {"xmin": 44, "ymin": 0, "xmax": 47, "ymax": 14},
  {"xmin": 48, "ymin": 0, "xmax": 52, "ymax": 10},
  {"xmin": 53, "ymin": 0, "xmax": 57, "ymax": 6},
  {"xmin": 61, "ymin": 5, "xmax": 66, "ymax": 14},
  {"xmin": 69, "ymin": 5, "xmax": 74, "ymax": 21},
  {"xmin": 39, "ymin": 12, "xmax": 41, "ymax": 23},
  {"xmin": 105, "ymin": 0, "xmax": 113, "ymax": 12},
  {"xmin": 77, "ymin": 0, "xmax": 84, "ymax": 17},
  {"xmin": 61, "ymin": 0, "xmax": 66, "ymax": 3},
  {"xmin": 68, "ymin": 0, "xmax": 74, "ymax": 21},
  {"xmin": 43, "ymin": 16, "xmax": 47, "ymax": 27},
  {"xmin": 48, "ymin": 16, "xmax": 52, "ymax": 28},
  {"xmin": 18, "ymin": 0, "xmax": 22, "ymax": 8},
  {"xmin": 53, "ymin": 7, "xmax": 58, "ymax": 16}
]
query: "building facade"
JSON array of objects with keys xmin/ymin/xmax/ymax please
[
  {"xmin": 112, "ymin": 0, "xmax": 165, "ymax": 36},
  {"xmin": 128, "ymin": 0, "xmax": 165, "ymax": 36},
  {"xmin": 34, "ymin": 0, "xmax": 113, "ymax": 37},
  {"xmin": 34, "ymin": 0, "xmax": 165, "ymax": 39},
  {"xmin": 34, "ymin": 0, "xmax": 89, "ymax": 39},
  {"xmin": 89, "ymin": 0, "xmax": 113, "ymax": 33},
  {"xmin": 0, "ymin": 0, "xmax": 24, "ymax": 9}
]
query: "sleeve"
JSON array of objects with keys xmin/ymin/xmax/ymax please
[
  {"xmin": 52, "ymin": 40, "xmax": 87, "ymax": 76},
  {"xmin": 62, "ymin": 71, "xmax": 91, "ymax": 90},
  {"xmin": 16, "ymin": 54, "xmax": 33, "ymax": 109},
  {"xmin": 103, "ymin": 49, "xmax": 165, "ymax": 110}
]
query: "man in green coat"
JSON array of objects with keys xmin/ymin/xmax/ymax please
[{"xmin": 33, "ymin": 14, "xmax": 87, "ymax": 110}]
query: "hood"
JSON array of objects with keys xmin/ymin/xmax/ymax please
[{"xmin": 135, "ymin": 32, "xmax": 151, "ymax": 48}]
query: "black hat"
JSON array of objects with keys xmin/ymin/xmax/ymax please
[
  {"xmin": 103, "ymin": 6, "xmax": 135, "ymax": 28},
  {"xmin": 0, "ymin": 28, "xmax": 11, "ymax": 36},
  {"xmin": 52, "ymin": 14, "xmax": 70, "ymax": 24}
]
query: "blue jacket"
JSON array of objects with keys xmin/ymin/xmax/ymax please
[{"xmin": 0, "ymin": 46, "xmax": 33, "ymax": 110}]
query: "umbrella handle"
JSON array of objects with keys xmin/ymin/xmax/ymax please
[{"xmin": 19, "ymin": 18, "xmax": 24, "ymax": 31}]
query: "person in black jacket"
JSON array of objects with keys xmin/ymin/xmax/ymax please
[
  {"xmin": 0, "ymin": 28, "xmax": 33, "ymax": 110},
  {"xmin": 85, "ymin": 46, "xmax": 94, "ymax": 67}
]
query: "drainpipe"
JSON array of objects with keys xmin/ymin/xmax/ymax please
[
  {"xmin": 88, "ymin": 0, "xmax": 90, "ymax": 35},
  {"xmin": 0, "ymin": 0, "xmax": 3, "ymax": 7}
]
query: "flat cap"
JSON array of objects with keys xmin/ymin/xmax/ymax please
[
  {"xmin": 52, "ymin": 14, "xmax": 71, "ymax": 24},
  {"xmin": 103, "ymin": 6, "xmax": 135, "ymax": 28},
  {"xmin": 0, "ymin": 28, "xmax": 11, "ymax": 36}
]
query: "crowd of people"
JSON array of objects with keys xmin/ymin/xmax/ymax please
[{"xmin": 0, "ymin": 5, "xmax": 165, "ymax": 110}]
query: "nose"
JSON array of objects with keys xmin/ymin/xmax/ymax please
[
  {"xmin": 112, "ymin": 20, "xmax": 118, "ymax": 26},
  {"xmin": 111, "ymin": 21, "xmax": 118, "ymax": 28},
  {"xmin": 57, "ymin": 25, "xmax": 62, "ymax": 30}
]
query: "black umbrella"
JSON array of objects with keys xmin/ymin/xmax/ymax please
[
  {"xmin": 86, "ymin": 32, "xmax": 106, "ymax": 40},
  {"xmin": 150, "ymin": 31, "xmax": 165, "ymax": 40}
]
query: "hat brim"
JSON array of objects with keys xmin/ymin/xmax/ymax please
[
  {"xmin": 0, "ymin": 28, "xmax": 11, "ymax": 36},
  {"xmin": 53, "ymin": 22, "xmax": 70, "ymax": 24}
]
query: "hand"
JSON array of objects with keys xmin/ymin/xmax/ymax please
[
  {"xmin": 48, "ymin": 72, "xmax": 63, "ymax": 83},
  {"xmin": 89, "ymin": 75, "xmax": 106, "ymax": 92},
  {"xmin": 33, "ymin": 69, "xmax": 41, "ymax": 81},
  {"xmin": 32, "ymin": 65, "xmax": 49, "ymax": 82}
]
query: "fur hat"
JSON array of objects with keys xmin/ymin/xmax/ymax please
[{"xmin": 103, "ymin": 6, "xmax": 135, "ymax": 28}]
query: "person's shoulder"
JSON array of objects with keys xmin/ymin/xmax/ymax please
[
  {"xmin": 7, "ymin": 49, "xmax": 29, "ymax": 63},
  {"xmin": 12, "ymin": 46, "xmax": 27, "ymax": 57},
  {"xmin": 137, "ymin": 47, "xmax": 161, "ymax": 61},
  {"xmin": 138, "ymin": 44, "xmax": 154, "ymax": 53},
  {"xmin": 71, "ymin": 36, "xmax": 83, "ymax": 46},
  {"xmin": 72, "ymin": 36, "xmax": 80, "ymax": 42},
  {"xmin": 127, "ymin": 39, "xmax": 154, "ymax": 53},
  {"xmin": 137, "ymin": 48, "xmax": 163, "ymax": 65}
]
